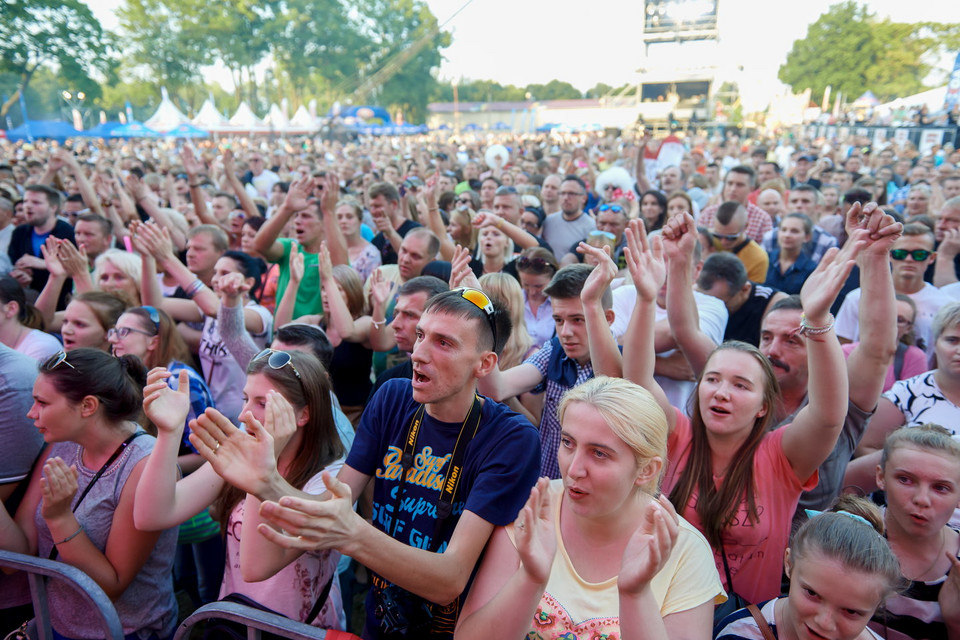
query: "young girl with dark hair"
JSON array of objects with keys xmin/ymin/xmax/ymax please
[
  {"xmin": 135, "ymin": 350, "xmax": 347, "ymax": 630},
  {"xmin": 0, "ymin": 348, "xmax": 177, "ymax": 639}
]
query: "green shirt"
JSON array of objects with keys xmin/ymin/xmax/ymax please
[{"xmin": 272, "ymin": 238, "xmax": 324, "ymax": 319}]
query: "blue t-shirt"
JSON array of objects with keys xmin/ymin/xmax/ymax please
[{"xmin": 346, "ymin": 378, "xmax": 540, "ymax": 639}]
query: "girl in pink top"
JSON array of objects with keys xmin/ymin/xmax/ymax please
[{"xmin": 623, "ymin": 214, "xmax": 863, "ymax": 605}]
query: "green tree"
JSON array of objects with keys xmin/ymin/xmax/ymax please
[
  {"xmin": 116, "ymin": 0, "xmax": 209, "ymax": 95},
  {"xmin": 0, "ymin": 0, "xmax": 111, "ymax": 118},
  {"xmin": 525, "ymin": 80, "xmax": 582, "ymax": 101},
  {"xmin": 779, "ymin": 2, "xmax": 960, "ymax": 103}
]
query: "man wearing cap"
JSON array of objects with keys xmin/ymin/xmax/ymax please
[{"xmin": 790, "ymin": 155, "xmax": 822, "ymax": 189}]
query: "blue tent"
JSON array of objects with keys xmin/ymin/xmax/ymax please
[
  {"xmin": 331, "ymin": 105, "xmax": 392, "ymax": 123},
  {"xmin": 164, "ymin": 123, "xmax": 209, "ymax": 138},
  {"xmin": 463, "ymin": 123, "xmax": 481, "ymax": 131},
  {"xmin": 6, "ymin": 120, "xmax": 80, "ymax": 142},
  {"xmin": 110, "ymin": 122, "xmax": 161, "ymax": 138},
  {"xmin": 80, "ymin": 121, "xmax": 124, "ymax": 138},
  {"xmin": 492, "ymin": 122, "xmax": 510, "ymax": 130}
]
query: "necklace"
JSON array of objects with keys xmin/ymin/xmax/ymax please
[{"xmin": 901, "ymin": 528, "xmax": 946, "ymax": 582}]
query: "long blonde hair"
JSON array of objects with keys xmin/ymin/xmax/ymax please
[{"xmin": 478, "ymin": 272, "xmax": 533, "ymax": 369}]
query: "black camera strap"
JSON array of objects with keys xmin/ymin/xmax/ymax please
[{"xmin": 389, "ymin": 394, "xmax": 483, "ymax": 551}]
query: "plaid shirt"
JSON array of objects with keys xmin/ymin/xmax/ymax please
[
  {"xmin": 698, "ymin": 202, "xmax": 773, "ymax": 243},
  {"xmin": 761, "ymin": 224, "xmax": 838, "ymax": 264},
  {"xmin": 524, "ymin": 339, "xmax": 595, "ymax": 479}
]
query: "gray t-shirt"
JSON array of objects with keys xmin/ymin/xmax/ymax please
[
  {"xmin": 35, "ymin": 433, "xmax": 178, "ymax": 639},
  {"xmin": 776, "ymin": 396, "xmax": 873, "ymax": 512},
  {"xmin": 0, "ymin": 345, "xmax": 43, "ymax": 609},
  {"xmin": 541, "ymin": 211, "xmax": 596, "ymax": 260},
  {"xmin": 0, "ymin": 345, "xmax": 42, "ymax": 486}
]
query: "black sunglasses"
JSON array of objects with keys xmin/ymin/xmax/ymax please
[
  {"xmin": 254, "ymin": 348, "xmax": 303, "ymax": 382},
  {"xmin": 889, "ymin": 249, "xmax": 932, "ymax": 261}
]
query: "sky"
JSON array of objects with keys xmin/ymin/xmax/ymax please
[{"xmin": 86, "ymin": 0, "xmax": 960, "ymax": 111}]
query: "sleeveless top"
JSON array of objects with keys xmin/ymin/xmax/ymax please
[{"xmin": 35, "ymin": 432, "xmax": 178, "ymax": 639}]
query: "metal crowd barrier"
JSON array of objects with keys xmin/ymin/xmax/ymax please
[
  {"xmin": 0, "ymin": 549, "xmax": 124, "ymax": 640},
  {"xmin": 174, "ymin": 601, "xmax": 347, "ymax": 640}
]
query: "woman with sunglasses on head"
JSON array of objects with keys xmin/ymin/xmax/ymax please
[
  {"xmin": 516, "ymin": 247, "xmax": 560, "ymax": 349},
  {"xmin": 0, "ymin": 348, "xmax": 178, "ymax": 640},
  {"xmin": 456, "ymin": 376, "xmax": 724, "ymax": 640},
  {"xmin": 108, "ymin": 304, "xmax": 222, "ymax": 606},
  {"xmin": 134, "ymin": 349, "xmax": 347, "ymax": 631}
]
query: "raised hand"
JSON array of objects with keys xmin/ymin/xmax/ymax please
[
  {"xmin": 188, "ymin": 407, "xmax": 277, "ymax": 498},
  {"xmin": 618, "ymin": 495, "xmax": 679, "ymax": 595},
  {"xmin": 180, "ymin": 146, "xmax": 205, "ymax": 177},
  {"xmin": 844, "ymin": 201, "xmax": 902, "ymax": 256},
  {"xmin": 257, "ymin": 472, "xmax": 360, "ymax": 552},
  {"xmin": 578, "ymin": 243, "xmax": 617, "ymax": 305},
  {"xmin": 800, "ymin": 236, "xmax": 866, "ymax": 322},
  {"xmin": 623, "ymin": 219, "xmax": 665, "ymax": 303},
  {"xmin": 320, "ymin": 173, "xmax": 340, "ymax": 217},
  {"xmin": 39, "ymin": 457, "xmax": 79, "ymax": 522},
  {"xmin": 282, "ymin": 176, "xmax": 313, "ymax": 213},
  {"xmin": 57, "ymin": 239, "xmax": 89, "ymax": 277},
  {"xmin": 261, "ymin": 390, "xmax": 299, "ymax": 458},
  {"xmin": 124, "ymin": 173, "xmax": 149, "ymax": 202},
  {"xmin": 514, "ymin": 478, "xmax": 556, "ymax": 586},
  {"xmin": 422, "ymin": 170, "xmax": 439, "ymax": 209},
  {"xmin": 472, "ymin": 211, "xmax": 500, "ymax": 229},
  {"xmin": 288, "ymin": 249, "xmax": 305, "ymax": 284},
  {"xmin": 40, "ymin": 237, "xmax": 67, "ymax": 279},
  {"xmin": 143, "ymin": 368, "xmax": 190, "ymax": 435},
  {"xmin": 659, "ymin": 211, "xmax": 698, "ymax": 266},
  {"xmin": 134, "ymin": 222, "xmax": 175, "ymax": 262},
  {"xmin": 317, "ymin": 242, "xmax": 334, "ymax": 282},
  {"xmin": 217, "ymin": 271, "xmax": 250, "ymax": 302},
  {"xmin": 449, "ymin": 244, "xmax": 481, "ymax": 290},
  {"xmin": 369, "ymin": 268, "xmax": 397, "ymax": 310},
  {"xmin": 222, "ymin": 148, "xmax": 236, "ymax": 177}
]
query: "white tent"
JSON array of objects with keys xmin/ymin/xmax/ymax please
[
  {"xmin": 264, "ymin": 103, "xmax": 289, "ymax": 130},
  {"xmin": 877, "ymin": 85, "xmax": 948, "ymax": 113},
  {"xmin": 287, "ymin": 104, "xmax": 319, "ymax": 133},
  {"xmin": 193, "ymin": 97, "xmax": 231, "ymax": 132},
  {"xmin": 229, "ymin": 102, "xmax": 267, "ymax": 132},
  {"xmin": 144, "ymin": 87, "xmax": 190, "ymax": 132}
]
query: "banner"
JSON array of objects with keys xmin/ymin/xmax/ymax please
[{"xmin": 944, "ymin": 52, "xmax": 960, "ymax": 111}]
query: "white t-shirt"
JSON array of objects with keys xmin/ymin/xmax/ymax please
[
  {"xmin": 611, "ymin": 286, "xmax": 728, "ymax": 412},
  {"xmin": 15, "ymin": 329, "xmax": 63, "ymax": 361},
  {"xmin": 836, "ymin": 284, "xmax": 950, "ymax": 357}
]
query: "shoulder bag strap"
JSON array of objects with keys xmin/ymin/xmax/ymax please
[{"xmin": 747, "ymin": 603, "xmax": 777, "ymax": 640}]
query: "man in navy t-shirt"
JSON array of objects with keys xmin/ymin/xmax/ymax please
[{"xmin": 254, "ymin": 288, "xmax": 541, "ymax": 638}]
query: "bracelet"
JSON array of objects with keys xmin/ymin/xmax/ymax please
[
  {"xmin": 797, "ymin": 312, "xmax": 835, "ymax": 336},
  {"xmin": 190, "ymin": 182, "xmax": 204, "ymax": 188},
  {"xmin": 55, "ymin": 524, "xmax": 83, "ymax": 546},
  {"xmin": 371, "ymin": 318, "xmax": 386, "ymax": 330},
  {"xmin": 185, "ymin": 278, "xmax": 205, "ymax": 298}
]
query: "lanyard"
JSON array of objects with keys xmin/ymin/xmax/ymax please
[
  {"xmin": 49, "ymin": 431, "xmax": 144, "ymax": 560},
  {"xmin": 389, "ymin": 395, "xmax": 483, "ymax": 549}
]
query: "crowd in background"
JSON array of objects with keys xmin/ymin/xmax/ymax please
[{"xmin": 2, "ymin": 126, "xmax": 960, "ymax": 640}]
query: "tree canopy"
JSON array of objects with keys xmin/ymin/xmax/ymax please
[
  {"xmin": 0, "ymin": 0, "xmax": 112, "ymax": 117},
  {"xmin": 778, "ymin": 2, "xmax": 960, "ymax": 104}
]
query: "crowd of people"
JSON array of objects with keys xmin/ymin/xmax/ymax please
[{"xmin": 1, "ymin": 127, "xmax": 960, "ymax": 640}]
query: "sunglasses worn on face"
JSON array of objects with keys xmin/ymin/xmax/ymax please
[
  {"xmin": 589, "ymin": 230, "xmax": 616, "ymax": 241},
  {"xmin": 456, "ymin": 288, "xmax": 497, "ymax": 350},
  {"xmin": 108, "ymin": 326, "xmax": 154, "ymax": 340},
  {"xmin": 890, "ymin": 249, "xmax": 932, "ymax": 261},
  {"xmin": 712, "ymin": 231, "xmax": 742, "ymax": 241}
]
